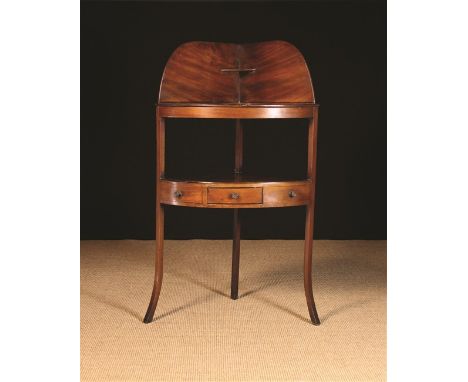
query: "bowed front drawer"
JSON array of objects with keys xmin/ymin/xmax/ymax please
[
  {"xmin": 160, "ymin": 180, "xmax": 203, "ymax": 205},
  {"xmin": 159, "ymin": 179, "xmax": 312, "ymax": 208},
  {"xmin": 207, "ymin": 187, "xmax": 263, "ymax": 204}
]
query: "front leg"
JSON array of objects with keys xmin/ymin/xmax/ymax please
[
  {"xmin": 304, "ymin": 204, "xmax": 320, "ymax": 325},
  {"xmin": 144, "ymin": 204, "xmax": 165, "ymax": 323}
]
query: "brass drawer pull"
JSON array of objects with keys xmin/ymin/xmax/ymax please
[
  {"xmin": 174, "ymin": 190, "xmax": 183, "ymax": 198},
  {"xmin": 288, "ymin": 190, "xmax": 297, "ymax": 198},
  {"xmin": 230, "ymin": 192, "xmax": 240, "ymax": 200}
]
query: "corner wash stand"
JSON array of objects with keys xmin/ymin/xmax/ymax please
[{"xmin": 144, "ymin": 41, "xmax": 320, "ymax": 325}]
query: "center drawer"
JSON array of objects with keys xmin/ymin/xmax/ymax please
[{"xmin": 207, "ymin": 187, "xmax": 263, "ymax": 204}]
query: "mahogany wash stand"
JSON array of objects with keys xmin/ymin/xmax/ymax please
[{"xmin": 144, "ymin": 41, "xmax": 320, "ymax": 325}]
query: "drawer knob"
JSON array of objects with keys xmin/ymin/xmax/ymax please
[
  {"xmin": 230, "ymin": 192, "xmax": 240, "ymax": 200},
  {"xmin": 288, "ymin": 190, "xmax": 297, "ymax": 198},
  {"xmin": 174, "ymin": 190, "xmax": 183, "ymax": 198}
]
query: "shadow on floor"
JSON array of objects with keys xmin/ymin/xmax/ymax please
[
  {"xmin": 81, "ymin": 289, "xmax": 141, "ymax": 321},
  {"xmin": 81, "ymin": 262, "xmax": 378, "ymax": 324},
  {"xmin": 82, "ymin": 286, "xmax": 220, "ymax": 323},
  {"xmin": 172, "ymin": 272, "xmax": 230, "ymax": 298},
  {"xmin": 154, "ymin": 293, "xmax": 218, "ymax": 321},
  {"xmin": 173, "ymin": 272, "xmax": 374, "ymax": 325},
  {"xmin": 320, "ymin": 299, "xmax": 373, "ymax": 323}
]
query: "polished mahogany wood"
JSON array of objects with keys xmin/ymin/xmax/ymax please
[
  {"xmin": 231, "ymin": 209, "xmax": 241, "ymax": 300},
  {"xmin": 144, "ymin": 41, "xmax": 321, "ymax": 325},
  {"xmin": 144, "ymin": 112, "xmax": 165, "ymax": 323},
  {"xmin": 159, "ymin": 41, "xmax": 314, "ymax": 104},
  {"xmin": 158, "ymin": 104, "xmax": 316, "ymax": 119},
  {"xmin": 159, "ymin": 180, "xmax": 203, "ymax": 205},
  {"xmin": 159, "ymin": 42, "xmax": 238, "ymax": 103},
  {"xmin": 231, "ymin": 120, "xmax": 242, "ymax": 300},
  {"xmin": 234, "ymin": 119, "xmax": 243, "ymax": 172},
  {"xmin": 263, "ymin": 184, "xmax": 310, "ymax": 206},
  {"xmin": 207, "ymin": 187, "xmax": 263, "ymax": 205},
  {"xmin": 158, "ymin": 179, "xmax": 312, "ymax": 209},
  {"xmin": 304, "ymin": 108, "xmax": 320, "ymax": 325},
  {"xmin": 240, "ymin": 41, "xmax": 314, "ymax": 103}
]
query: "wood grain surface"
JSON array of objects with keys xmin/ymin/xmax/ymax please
[
  {"xmin": 145, "ymin": 40, "xmax": 321, "ymax": 325},
  {"xmin": 159, "ymin": 41, "xmax": 314, "ymax": 104}
]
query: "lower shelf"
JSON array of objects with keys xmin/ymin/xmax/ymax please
[{"xmin": 159, "ymin": 178, "xmax": 312, "ymax": 208}]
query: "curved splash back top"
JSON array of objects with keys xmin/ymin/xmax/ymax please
[{"xmin": 159, "ymin": 41, "xmax": 315, "ymax": 104}]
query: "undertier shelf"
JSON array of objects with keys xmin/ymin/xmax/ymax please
[{"xmin": 159, "ymin": 176, "xmax": 313, "ymax": 208}]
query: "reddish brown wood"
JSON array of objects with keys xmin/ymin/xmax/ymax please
[
  {"xmin": 144, "ymin": 113, "xmax": 165, "ymax": 324},
  {"xmin": 304, "ymin": 110, "xmax": 320, "ymax": 325},
  {"xmin": 160, "ymin": 181, "xmax": 203, "ymax": 205},
  {"xmin": 158, "ymin": 104, "xmax": 315, "ymax": 119},
  {"xmin": 263, "ymin": 184, "xmax": 310, "ymax": 206},
  {"xmin": 231, "ymin": 209, "xmax": 241, "ymax": 300},
  {"xmin": 157, "ymin": 179, "xmax": 312, "ymax": 209},
  {"xmin": 304, "ymin": 204, "xmax": 319, "ymax": 325},
  {"xmin": 159, "ymin": 41, "xmax": 314, "ymax": 104},
  {"xmin": 144, "ymin": 41, "xmax": 321, "ymax": 325},
  {"xmin": 240, "ymin": 41, "xmax": 315, "ymax": 103},
  {"xmin": 234, "ymin": 119, "xmax": 243, "ymax": 171},
  {"xmin": 159, "ymin": 42, "xmax": 238, "ymax": 104},
  {"xmin": 231, "ymin": 120, "xmax": 243, "ymax": 300},
  {"xmin": 207, "ymin": 187, "xmax": 262, "ymax": 204}
]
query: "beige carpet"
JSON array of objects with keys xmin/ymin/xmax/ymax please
[{"xmin": 81, "ymin": 240, "xmax": 386, "ymax": 382}]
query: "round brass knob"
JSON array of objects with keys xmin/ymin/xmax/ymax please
[
  {"xmin": 174, "ymin": 190, "xmax": 183, "ymax": 198},
  {"xmin": 288, "ymin": 190, "xmax": 297, "ymax": 198},
  {"xmin": 230, "ymin": 192, "xmax": 240, "ymax": 200}
]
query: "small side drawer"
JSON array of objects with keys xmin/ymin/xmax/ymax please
[
  {"xmin": 207, "ymin": 187, "xmax": 263, "ymax": 204},
  {"xmin": 160, "ymin": 180, "xmax": 203, "ymax": 205},
  {"xmin": 263, "ymin": 184, "xmax": 310, "ymax": 206}
]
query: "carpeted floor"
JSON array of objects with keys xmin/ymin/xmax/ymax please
[{"xmin": 81, "ymin": 240, "xmax": 386, "ymax": 382}]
